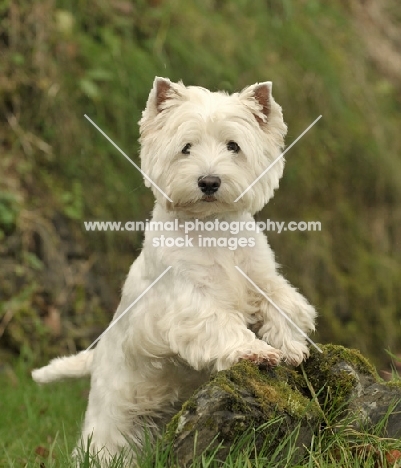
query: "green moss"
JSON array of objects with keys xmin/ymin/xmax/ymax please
[
  {"xmin": 204, "ymin": 417, "xmax": 217, "ymax": 431},
  {"xmin": 386, "ymin": 380, "xmax": 401, "ymax": 390},
  {"xmin": 165, "ymin": 360, "xmax": 321, "ymax": 447},
  {"xmin": 313, "ymin": 344, "xmax": 377, "ymax": 376},
  {"xmin": 165, "ymin": 413, "xmax": 181, "ymax": 442},
  {"xmin": 301, "ymin": 344, "xmax": 378, "ymax": 411},
  {"xmin": 165, "ymin": 345, "xmax": 399, "ymax": 465},
  {"xmin": 164, "ymin": 394, "xmax": 198, "ymax": 442},
  {"xmin": 217, "ymin": 360, "xmax": 319, "ymax": 421},
  {"xmin": 212, "ymin": 376, "xmax": 248, "ymax": 408}
]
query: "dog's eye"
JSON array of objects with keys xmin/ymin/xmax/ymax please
[
  {"xmin": 181, "ymin": 143, "xmax": 192, "ymax": 155},
  {"xmin": 227, "ymin": 141, "xmax": 240, "ymax": 153}
]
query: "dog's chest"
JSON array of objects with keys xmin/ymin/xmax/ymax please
[{"xmin": 176, "ymin": 245, "xmax": 260, "ymax": 316}]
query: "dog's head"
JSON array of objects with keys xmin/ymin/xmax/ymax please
[{"xmin": 139, "ymin": 77, "xmax": 287, "ymax": 218}]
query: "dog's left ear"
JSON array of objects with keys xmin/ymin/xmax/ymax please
[{"xmin": 239, "ymin": 82, "xmax": 272, "ymax": 126}]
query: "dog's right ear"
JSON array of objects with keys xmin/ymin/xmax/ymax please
[
  {"xmin": 144, "ymin": 77, "xmax": 182, "ymax": 117},
  {"xmin": 154, "ymin": 77, "xmax": 174, "ymax": 112}
]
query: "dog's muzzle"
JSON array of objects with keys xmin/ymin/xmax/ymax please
[{"xmin": 198, "ymin": 176, "xmax": 221, "ymax": 196}]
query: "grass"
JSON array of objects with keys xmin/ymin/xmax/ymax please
[
  {"xmin": 1, "ymin": 360, "xmax": 401, "ymax": 468},
  {"xmin": 0, "ymin": 360, "xmax": 88, "ymax": 467}
]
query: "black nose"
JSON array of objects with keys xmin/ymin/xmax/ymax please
[{"xmin": 198, "ymin": 176, "xmax": 221, "ymax": 195}]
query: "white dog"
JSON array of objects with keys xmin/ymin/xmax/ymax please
[{"xmin": 32, "ymin": 77, "xmax": 316, "ymax": 464}]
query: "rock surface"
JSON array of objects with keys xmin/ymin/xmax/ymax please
[
  {"xmin": 302, "ymin": 344, "xmax": 401, "ymax": 438},
  {"xmin": 164, "ymin": 344, "xmax": 401, "ymax": 466}
]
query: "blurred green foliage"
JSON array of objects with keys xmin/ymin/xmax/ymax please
[
  {"xmin": 1, "ymin": 0, "xmax": 401, "ymax": 366},
  {"xmin": 0, "ymin": 192, "xmax": 19, "ymax": 236}
]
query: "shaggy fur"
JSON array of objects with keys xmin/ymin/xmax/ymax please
[{"xmin": 32, "ymin": 77, "xmax": 316, "ymax": 465}]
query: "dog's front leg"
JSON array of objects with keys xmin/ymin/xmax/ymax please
[
  {"xmin": 162, "ymin": 306, "xmax": 282, "ymax": 372},
  {"xmin": 257, "ymin": 274, "xmax": 316, "ymax": 366},
  {"xmin": 244, "ymin": 236, "xmax": 317, "ymax": 366}
]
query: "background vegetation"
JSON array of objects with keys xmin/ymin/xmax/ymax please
[{"xmin": 1, "ymin": 0, "xmax": 401, "ymax": 370}]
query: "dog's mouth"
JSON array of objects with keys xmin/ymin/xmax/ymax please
[{"xmin": 201, "ymin": 195, "xmax": 217, "ymax": 202}]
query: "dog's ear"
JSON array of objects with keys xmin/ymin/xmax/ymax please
[
  {"xmin": 146, "ymin": 77, "xmax": 182, "ymax": 115},
  {"xmin": 239, "ymin": 82, "xmax": 272, "ymax": 126},
  {"xmin": 252, "ymin": 82, "xmax": 272, "ymax": 123},
  {"xmin": 154, "ymin": 77, "xmax": 174, "ymax": 112}
]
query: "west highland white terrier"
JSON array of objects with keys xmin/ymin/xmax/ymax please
[{"xmin": 32, "ymin": 77, "xmax": 316, "ymax": 464}]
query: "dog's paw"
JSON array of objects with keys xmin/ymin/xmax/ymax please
[
  {"xmin": 239, "ymin": 345, "xmax": 282, "ymax": 368},
  {"xmin": 281, "ymin": 341, "xmax": 310, "ymax": 367}
]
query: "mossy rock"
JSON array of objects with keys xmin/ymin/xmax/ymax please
[
  {"xmin": 165, "ymin": 360, "xmax": 321, "ymax": 467},
  {"xmin": 301, "ymin": 344, "xmax": 401, "ymax": 435},
  {"xmin": 165, "ymin": 345, "xmax": 401, "ymax": 466},
  {"xmin": 300, "ymin": 343, "xmax": 378, "ymax": 412}
]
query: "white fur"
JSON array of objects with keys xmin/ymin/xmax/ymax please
[
  {"xmin": 32, "ymin": 77, "xmax": 316, "ymax": 466},
  {"xmin": 32, "ymin": 350, "xmax": 94, "ymax": 383}
]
